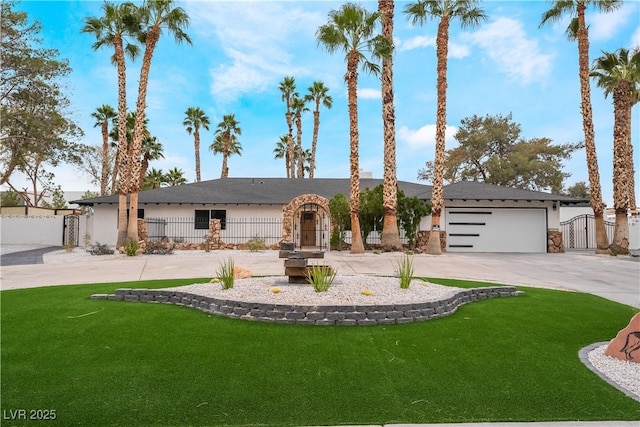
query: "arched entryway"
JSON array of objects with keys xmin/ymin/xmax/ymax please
[{"xmin": 282, "ymin": 194, "xmax": 331, "ymax": 250}]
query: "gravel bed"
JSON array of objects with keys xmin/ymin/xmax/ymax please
[
  {"xmin": 161, "ymin": 275, "xmax": 461, "ymax": 306},
  {"xmin": 587, "ymin": 344, "xmax": 640, "ymax": 401}
]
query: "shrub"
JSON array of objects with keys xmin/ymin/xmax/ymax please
[
  {"xmin": 144, "ymin": 241, "xmax": 174, "ymax": 255},
  {"xmin": 63, "ymin": 241, "xmax": 75, "ymax": 253},
  {"xmin": 123, "ymin": 239, "xmax": 138, "ymax": 257},
  {"xmin": 216, "ymin": 258, "xmax": 235, "ymax": 290},
  {"xmin": 394, "ymin": 254, "xmax": 414, "ymax": 289},
  {"xmin": 306, "ymin": 264, "xmax": 337, "ymax": 293},
  {"xmin": 246, "ymin": 236, "xmax": 266, "ymax": 252},
  {"xmin": 87, "ymin": 242, "xmax": 114, "ymax": 256}
]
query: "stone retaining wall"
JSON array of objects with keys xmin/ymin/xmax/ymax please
[{"xmin": 91, "ymin": 286, "xmax": 523, "ymax": 326}]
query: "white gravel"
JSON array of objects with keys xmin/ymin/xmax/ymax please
[
  {"xmin": 587, "ymin": 344, "xmax": 640, "ymax": 400},
  {"xmin": 161, "ymin": 275, "xmax": 462, "ymax": 306}
]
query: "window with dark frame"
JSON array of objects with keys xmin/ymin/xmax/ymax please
[
  {"xmin": 194, "ymin": 209, "xmax": 227, "ymax": 230},
  {"xmin": 211, "ymin": 210, "xmax": 227, "ymax": 230}
]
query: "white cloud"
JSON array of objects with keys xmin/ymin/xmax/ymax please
[
  {"xmin": 186, "ymin": 2, "xmax": 323, "ymax": 103},
  {"xmin": 398, "ymin": 35, "xmax": 436, "ymax": 52},
  {"xmin": 358, "ymin": 88, "xmax": 381, "ymax": 99},
  {"xmin": 631, "ymin": 26, "xmax": 640, "ymax": 50},
  {"xmin": 449, "ymin": 42, "xmax": 470, "ymax": 59},
  {"xmin": 589, "ymin": 3, "xmax": 637, "ymax": 42},
  {"xmin": 397, "ymin": 124, "xmax": 457, "ymax": 149},
  {"xmin": 464, "ymin": 17, "xmax": 553, "ymax": 84}
]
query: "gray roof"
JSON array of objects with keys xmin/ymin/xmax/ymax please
[{"xmin": 74, "ymin": 178, "xmax": 584, "ymax": 206}]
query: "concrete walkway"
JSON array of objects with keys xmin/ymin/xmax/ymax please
[{"xmin": 1, "ymin": 250, "xmax": 638, "ymax": 308}]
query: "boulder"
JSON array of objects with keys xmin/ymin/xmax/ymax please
[
  {"xmin": 605, "ymin": 313, "xmax": 640, "ymax": 363},
  {"xmin": 233, "ymin": 266, "xmax": 252, "ymax": 279}
]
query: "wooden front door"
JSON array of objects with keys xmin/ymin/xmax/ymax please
[{"xmin": 301, "ymin": 212, "xmax": 316, "ymax": 247}]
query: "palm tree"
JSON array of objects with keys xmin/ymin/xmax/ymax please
[
  {"xmin": 279, "ymin": 76, "xmax": 297, "ymax": 178},
  {"xmin": 273, "ymin": 135, "xmax": 289, "ymax": 176},
  {"xmin": 591, "ymin": 47, "xmax": 640, "ymax": 254},
  {"xmin": 109, "ymin": 111, "xmax": 149, "ymax": 192},
  {"xmin": 83, "ymin": 1, "xmax": 140, "ymax": 247},
  {"xmin": 301, "ymin": 148, "xmax": 313, "ymax": 177},
  {"xmin": 143, "ymin": 167, "xmax": 165, "ymax": 190},
  {"xmin": 291, "ymin": 96, "xmax": 308, "ymax": 178},
  {"xmin": 317, "ymin": 2, "xmax": 392, "ymax": 254},
  {"xmin": 128, "ymin": 0, "xmax": 191, "ymax": 242},
  {"xmin": 183, "ymin": 106, "xmax": 210, "ymax": 183},
  {"xmin": 91, "ymin": 104, "xmax": 117, "ymax": 196},
  {"xmin": 211, "ymin": 114, "xmax": 242, "ymax": 178},
  {"xmin": 139, "ymin": 136, "xmax": 164, "ymax": 188},
  {"xmin": 304, "ymin": 81, "xmax": 332, "ymax": 179},
  {"xmin": 540, "ymin": 0, "xmax": 621, "ymax": 254},
  {"xmin": 378, "ymin": 0, "xmax": 402, "ymax": 251},
  {"xmin": 165, "ymin": 167, "xmax": 187, "ymax": 186},
  {"xmin": 405, "ymin": 0, "xmax": 486, "ymax": 255}
]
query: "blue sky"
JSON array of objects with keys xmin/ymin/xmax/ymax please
[{"xmin": 12, "ymin": 0, "xmax": 640, "ymax": 206}]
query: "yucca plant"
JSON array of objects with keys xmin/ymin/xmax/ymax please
[
  {"xmin": 394, "ymin": 254, "xmax": 414, "ymax": 289},
  {"xmin": 217, "ymin": 258, "xmax": 235, "ymax": 290},
  {"xmin": 306, "ymin": 264, "xmax": 337, "ymax": 292}
]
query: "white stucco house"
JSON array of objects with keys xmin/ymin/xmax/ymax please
[{"xmin": 74, "ymin": 178, "xmax": 585, "ymax": 253}]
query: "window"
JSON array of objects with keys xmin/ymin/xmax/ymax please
[{"xmin": 195, "ymin": 209, "xmax": 227, "ymax": 230}]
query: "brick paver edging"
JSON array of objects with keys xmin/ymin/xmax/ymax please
[{"xmin": 91, "ymin": 286, "xmax": 524, "ymax": 326}]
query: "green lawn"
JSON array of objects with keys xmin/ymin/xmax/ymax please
[{"xmin": 1, "ymin": 278, "xmax": 639, "ymax": 427}]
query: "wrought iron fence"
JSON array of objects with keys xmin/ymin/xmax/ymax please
[
  {"xmin": 146, "ymin": 217, "xmax": 283, "ymax": 246},
  {"xmin": 560, "ymin": 214, "xmax": 615, "ymax": 250}
]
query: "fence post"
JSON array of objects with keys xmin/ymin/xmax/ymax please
[{"xmin": 208, "ymin": 219, "xmax": 221, "ymax": 249}]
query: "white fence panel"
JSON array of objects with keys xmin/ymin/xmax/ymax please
[
  {"xmin": 630, "ymin": 217, "xmax": 640, "ymax": 250},
  {"xmin": 1, "ymin": 215, "xmax": 65, "ymax": 246}
]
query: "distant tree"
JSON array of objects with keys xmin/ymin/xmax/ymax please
[
  {"xmin": 91, "ymin": 105, "xmax": 117, "ymax": 195},
  {"xmin": 397, "ymin": 189, "xmax": 431, "ymax": 249},
  {"xmin": 329, "ymin": 193, "xmax": 351, "ymax": 251},
  {"xmin": 50, "ymin": 187, "xmax": 68, "ymax": 209},
  {"xmin": 164, "ymin": 167, "xmax": 187, "ymax": 186},
  {"xmin": 279, "ymin": 76, "xmax": 297, "ymax": 178},
  {"xmin": 417, "ymin": 113, "xmax": 580, "ymax": 194},
  {"xmin": 273, "ymin": 135, "xmax": 289, "ymax": 176},
  {"xmin": 359, "ymin": 185, "xmax": 384, "ymax": 245},
  {"xmin": 304, "ymin": 81, "xmax": 332, "ymax": 178},
  {"xmin": 0, "ymin": 190, "xmax": 20, "ymax": 207},
  {"xmin": 291, "ymin": 96, "xmax": 308, "ymax": 178},
  {"xmin": 211, "ymin": 114, "xmax": 242, "ymax": 178},
  {"xmin": 138, "ymin": 136, "xmax": 164, "ymax": 188},
  {"xmin": 77, "ymin": 144, "xmax": 115, "ymax": 193},
  {"xmin": 565, "ymin": 181, "xmax": 590, "ymax": 199},
  {"xmin": 80, "ymin": 190, "xmax": 100, "ymax": 216},
  {"xmin": 183, "ymin": 106, "xmax": 210, "ymax": 183},
  {"xmin": 143, "ymin": 167, "xmax": 166, "ymax": 189}
]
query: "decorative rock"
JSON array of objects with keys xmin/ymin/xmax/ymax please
[
  {"xmin": 233, "ymin": 266, "xmax": 252, "ymax": 279},
  {"xmin": 605, "ymin": 313, "xmax": 640, "ymax": 363}
]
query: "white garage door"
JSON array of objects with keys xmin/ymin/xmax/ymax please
[{"xmin": 445, "ymin": 208, "xmax": 547, "ymax": 253}]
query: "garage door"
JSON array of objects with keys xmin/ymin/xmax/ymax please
[{"xmin": 445, "ymin": 208, "xmax": 547, "ymax": 253}]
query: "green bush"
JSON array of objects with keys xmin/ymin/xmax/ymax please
[
  {"xmin": 123, "ymin": 239, "xmax": 138, "ymax": 257},
  {"xmin": 394, "ymin": 254, "xmax": 414, "ymax": 289},
  {"xmin": 247, "ymin": 236, "xmax": 266, "ymax": 252},
  {"xmin": 306, "ymin": 264, "xmax": 337, "ymax": 292},
  {"xmin": 217, "ymin": 258, "xmax": 235, "ymax": 290}
]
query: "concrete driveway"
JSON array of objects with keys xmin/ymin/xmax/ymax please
[{"xmin": 0, "ymin": 249, "xmax": 638, "ymax": 308}]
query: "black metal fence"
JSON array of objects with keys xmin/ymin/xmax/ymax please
[
  {"xmin": 560, "ymin": 214, "xmax": 615, "ymax": 250},
  {"xmin": 146, "ymin": 217, "xmax": 283, "ymax": 245},
  {"xmin": 146, "ymin": 217, "xmax": 410, "ymax": 247}
]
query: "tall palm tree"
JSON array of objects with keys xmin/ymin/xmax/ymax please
[
  {"xmin": 91, "ymin": 104, "xmax": 117, "ymax": 196},
  {"xmin": 211, "ymin": 114, "xmax": 242, "ymax": 178},
  {"xmin": 291, "ymin": 96, "xmax": 308, "ymax": 178},
  {"xmin": 317, "ymin": 2, "xmax": 392, "ymax": 254},
  {"xmin": 109, "ymin": 111, "xmax": 150, "ymax": 193},
  {"xmin": 143, "ymin": 167, "xmax": 165, "ymax": 190},
  {"xmin": 304, "ymin": 81, "xmax": 333, "ymax": 179},
  {"xmin": 405, "ymin": 0, "xmax": 486, "ymax": 255},
  {"xmin": 540, "ymin": 0, "xmax": 621, "ymax": 254},
  {"xmin": 139, "ymin": 136, "xmax": 164, "ymax": 188},
  {"xmin": 183, "ymin": 106, "xmax": 210, "ymax": 183},
  {"xmin": 378, "ymin": 0, "xmax": 402, "ymax": 251},
  {"xmin": 165, "ymin": 167, "xmax": 187, "ymax": 186},
  {"xmin": 128, "ymin": 0, "xmax": 191, "ymax": 242},
  {"xmin": 274, "ymin": 135, "xmax": 289, "ymax": 176},
  {"xmin": 279, "ymin": 76, "xmax": 297, "ymax": 178},
  {"xmin": 83, "ymin": 1, "xmax": 140, "ymax": 247},
  {"xmin": 591, "ymin": 47, "xmax": 640, "ymax": 254}
]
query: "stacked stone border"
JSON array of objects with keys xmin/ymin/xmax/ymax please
[{"xmin": 91, "ymin": 286, "xmax": 523, "ymax": 326}]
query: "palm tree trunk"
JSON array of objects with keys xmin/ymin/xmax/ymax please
[
  {"xmin": 424, "ymin": 17, "xmax": 450, "ymax": 255},
  {"xmin": 347, "ymin": 51, "xmax": 365, "ymax": 254},
  {"xmin": 577, "ymin": 3, "xmax": 608, "ymax": 253},
  {"xmin": 379, "ymin": 0, "xmax": 402, "ymax": 251},
  {"xmin": 194, "ymin": 128, "xmax": 201, "ymax": 183},
  {"xmin": 296, "ymin": 112, "xmax": 304, "ymax": 178},
  {"xmin": 310, "ymin": 109, "xmax": 320, "ymax": 178},
  {"xmin": 114, "ymin": 33, "xmax": 128, "ymax": 248},
  {"xmin": 286, "ymin": 112, "xmax": 295, "ymax": 178},
  {"xmin": 100, "ymin": 121, "xmax": 109, "ymax": 196},
  {"xmin": 139, "ymin": 155, "xmax": 149, "ymax": 188},
  {"xmin": 627, "ymin": 103, "xmax": 636, "ymax": 212},
  {"xmin": 221, "ymin": 150, "xmax": 229, "ymax": 179},
  {"xmin": 610, "ymin": 83, "xmax": 631, "ymax": 254}
]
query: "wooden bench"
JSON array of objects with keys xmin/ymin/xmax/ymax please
[{"xmin": 279, "ymin": 243, "xmax": 326, "ymax": 283}]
